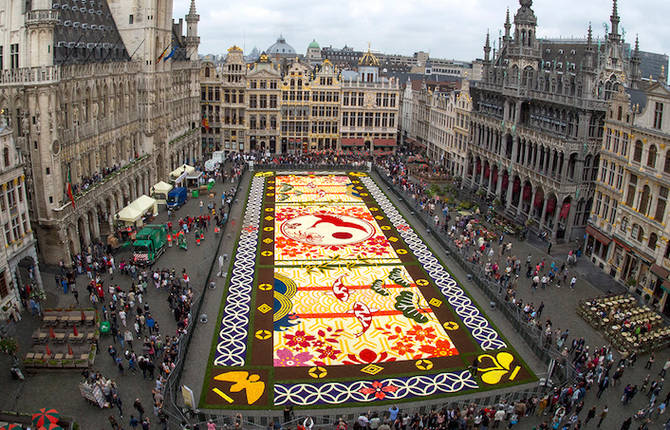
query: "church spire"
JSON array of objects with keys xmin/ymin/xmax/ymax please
[
  {"xmin": 504, "ymin": 8, "xmax": 511, "ymax": 40},
  {"xmin": 484, "ymin": 31, "xmax": 491, "ymax": 62},
  {"xmin": 587, "ymin": 22, "xmax": 593, "ymax": 46},
  {"xmin": 609, "ymin": 0, "xmax": 621, "ymax": 42},
  {"xmin": 189, "ymin": 0, "xmax": 197, "ymax": 15}
]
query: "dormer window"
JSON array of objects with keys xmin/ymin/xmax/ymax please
[{"xmin": 558, "ymin": 49, "xmax": 564, "ymax": 55}]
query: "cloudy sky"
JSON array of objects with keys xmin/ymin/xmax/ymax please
[{"xmin": 174, "ymin": 0, "xmax": 670, "ymax": 61}]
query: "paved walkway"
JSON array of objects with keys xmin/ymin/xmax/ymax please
[
  {"xmin": 0, "ymin": 166, "xmax": 244, "ymax": 429},
  {"xmin": 377, "ymin": 170, "xmax": 670, "ymax": 429}
]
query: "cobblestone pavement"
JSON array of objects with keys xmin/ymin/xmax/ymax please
[
  {"xmin": 0, "ymin": 166, "xmax": 247, "ymax": 430},
  {"xmin": 375, "ymin": 170, "xmax": 670, "ymax": 429},
  {"xmin": 2, "ymin": 168, "xmax": 669, "ymax": 430}
]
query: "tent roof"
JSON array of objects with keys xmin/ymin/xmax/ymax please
[
  {"xmin": 170, "ymin": 164, "xmax": 196, "ymax": 179},
  {"xmin": 152, "ymin": 181, "xmax": 173, "ymax": 193},
  {"xmin": 116, "ymin": 195, "xmax": 157, "ymax": 223}
]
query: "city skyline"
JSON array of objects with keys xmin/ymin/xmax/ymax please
[{"xmin": 175, "ymin": 0, "xmax": 670, "ymax": 62}]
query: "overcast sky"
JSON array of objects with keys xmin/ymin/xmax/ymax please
[{"xmin": 174, "ymin": 0, "xmax": 670, "ymax": 62}]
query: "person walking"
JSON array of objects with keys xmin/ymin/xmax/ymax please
[
  {"xmin": 596, "ymin": 405, "xmax": 608, "ymax": 428},
  {"xmin": 570, "ymin": 276, "xmax": 577, "ymax": 290},
  {"xmin": 660, "ymin": 359, "xmax": 670, "ymax": 378},
  {"xmin": 646, "ymin": 352, "xmax": 656, "ymax": 369},
  {"xmin": 133, "ymin": 398, "xmax": 145, "ymax": 420},
  {"xmin": 584, "ymin": 406, "xmax": 596, "ymax": 426},
  {"xmin": 547, "ymin": 241, "xmax": 552, "ymax": 255}
]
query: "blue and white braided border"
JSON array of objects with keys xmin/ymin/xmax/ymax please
[
  {"xmin": 274, "ymin": 370, "xmax": 478, "ymax": 406},
  {"xmin": 213, "ymin": 175, "xmax": 265, "ymax": 366},
  {"xmin": 362, "ymin": 177, "xmax": 507, "ymax": 350}
]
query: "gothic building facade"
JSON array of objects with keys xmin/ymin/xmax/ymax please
[
  {"xmin": 0, "ymin": 0, "xmax": 201, "ymax": 265},
  {"xmin": 467, "ymin": 0, "xmax": 639, "ymax": 241}
]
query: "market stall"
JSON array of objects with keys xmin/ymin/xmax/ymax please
[
  {"xmin": 150, "ymin": 181, "xmax": 173, "ymax": 206},
  {"xmin": 169, "ymin": 164, "xmax": 196, "ymax": 187},
  {"xmin": 115, "ymin": 195, "xmax": 158, "ymax": 228}
]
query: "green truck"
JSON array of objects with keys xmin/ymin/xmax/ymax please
[{"xmin": 132, "ymin": 224, "xmax": 168, "ymax": 265}]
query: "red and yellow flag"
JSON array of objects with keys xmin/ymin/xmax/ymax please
[{"xmin": 66, "ymin": 166, "xmax": 75, "ymax": 208}]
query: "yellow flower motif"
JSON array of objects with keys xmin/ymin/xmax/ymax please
[{"xmin": 477, "ymin": 352, "xmax": 520, "ymax": 385}]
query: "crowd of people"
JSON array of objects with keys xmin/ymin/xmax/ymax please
[{"xmin": 34, "ymin": 158, "xmax": 247, "ymax": 430}]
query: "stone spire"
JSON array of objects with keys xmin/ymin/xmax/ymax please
[
  {"xmin": 189, "ymin": 0, "xmax": 197, "ymax": 16},
  {"xmin": 587, "ymin": 22, "xmax": 593, "ymax": 46},
  {"xmin": 504, "ymin": 8, "xmax": 511, "ymax": 40},
  {"xmin": 609, "ymin": 0, "xmax": 621, "ymax": 42},
  {"xmin": 630, "ymin": 34, "xmax": 641, "ymax": 87},
  {"xmin": 484, "ymin": 31, "xmax": 491, "ymax": 62}
]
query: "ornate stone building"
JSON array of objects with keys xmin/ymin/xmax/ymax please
[
  {"xmin": 200, "ymin": 60, "xmax": 222, "ymax": 154},
  {"xmin": 467, "ymin": 0, "xmax": 636, "ymax": 241},
  {"xmin": 220, "ymin": 46, "xmax": 246, "ymax": 153},
  {"xmin": 0, "ymin": 0, "xmax": 201, "ymax": 265},
  {"xmin": 246, "ymin": 53, "xmax": 281, "ymax": 153},
  {"xmin": 340, "ymin": 49, "xmax": 399, "ymax": 153},
  {"xmin": 586, "ymin": 76, "xmax": 670, "ymax": 314},
  {"xmin": 199, "ymin": 47, "xmax": 399, "ymax": 155},
  {"xmin": 0, "ymin": 124, "xmax": 42, "ymax": 319}
]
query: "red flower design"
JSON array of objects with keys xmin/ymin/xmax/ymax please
[
  {"xmin": 419, "ymin": 339, "xmax": 458, "ymax": 357},
  {"xmin": 316, "ymin": 344, "xmax": 341, "ymax": 360},
  {"xmin": 406, "ymin": 325, "xmax": 438, "ymax": 342},
  {"xmin": 358, "ymin": 381, "xmax": 399, "ymax": 400},
  {"xmin": 285, "ymin": 330, "xmax": 316, "ymax": 349},
  {"xmin": 390, "ymin": 342, "xmax": 415, "ymax": 356}
]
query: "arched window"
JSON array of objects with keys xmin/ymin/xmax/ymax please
[
  {"xmin": 620, "ymin": 216, "xmax": 629, "ymax": 232},
  {"xmin": 205, "ymin": 67, "xmax": 210, "ymax": 78},
  {"xmin": 664, "ymin": 152, "xmax": 670, "ymax": 174},
  {"xmin": 617, "ymin": 106, "xmax": 623, "ymax": 121},
  {"xmin": 2, "ymin": 147, "xmax": 8, "ymax": 167},
  {"xmin": 633, "ymin": 140, "xmax": 643, "ymax": 162},
  {"xmin": 632, "ymin": 223, "xmax": 644, "ymax": 242},
  {"xmin": 648, "ymin": 145, "xmax": 657, "ymax": 168},
  {"xmin": 649, "ymin": 233, "xmax": 658, "ymax": 250}
]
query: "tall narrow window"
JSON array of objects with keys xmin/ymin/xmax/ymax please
[
  {"xmin": 10, "ymin": 44, "xmax": 18, "ymax": 69},
  {"xmin": 626, "ymin": 174, "xmax": 637, "ymax": 207},
  {"xmin": 633, "ymin": 141, "xmax": 643, "ymax": 162},
  {"xmin": 654, "ymin": 102, "xmax": 664, "ymax": 130},
  {"xmin": 648, "ymin": 145, "xmax": 658, "ymax": 168},
  {"xmin": 656, "ymin": 186, "xmax": 668, "ymax": 223}
]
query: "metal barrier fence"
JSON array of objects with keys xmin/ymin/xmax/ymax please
[
  {"xmin": 372, "ymin": 166, "xmax": 576, "ymax": 384},
  {"xmin": 171, "ymin": 165, "xmax": 576, "ymax": 428},
  {"xmin": 162, "ymin": 166, "xmax": 249, "ymax": 425}
]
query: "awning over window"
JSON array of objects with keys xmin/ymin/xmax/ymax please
[
  {"xmin": 373, "ymin": 138, "xmax": 397, "ymax": 147},
  {"xmin": 341, "ymin": 138, "xmax": 365, "ymax": 146},
  {"xmin": 586, "ymin": 225, "xmax": 612, "ymax": 246}
]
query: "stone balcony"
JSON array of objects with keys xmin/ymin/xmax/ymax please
[
  {"xmin": 25, "ymin": 9, "xmax": 60, "ymax": 27},
  {"xmin": 50, "ymin": 154, "xmax": 152, "ymax": 221},
  {"xmin": 0, "ymin": 66, "xmax": 60, "ymax": 87}
]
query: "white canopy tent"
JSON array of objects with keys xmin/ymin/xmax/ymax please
[
  {"xmin": 169, "ymin": 164, "xmax": 196, "ymax": 185},
  {"xmin": 115, "ymin": 195, "xmax": 158, "ymax": 225},
  {"xmin": 151, "ymin": 181, "xmax": 173, "ymax": 205}
]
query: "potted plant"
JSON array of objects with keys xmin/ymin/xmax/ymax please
[{"xmin": 0, "ymin": 336, "xmax": 18, "ymax": 356}]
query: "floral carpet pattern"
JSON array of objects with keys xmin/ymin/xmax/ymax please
[{"xmin": 202, "ymin": 172, "xmax": 535, "ymax": 409}]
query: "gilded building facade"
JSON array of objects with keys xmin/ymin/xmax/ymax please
[
  {"xmin": 0, "ymin": 0, "xmax": 201, "ymax": 265},
  {"xmin": 246, "ymin": 53, "xmax": 281, "ymax": 153},
  {"xmin": 0, "ymin": 124, "xmax": 42, "ymax": 319},
  {"xmin": 586, "ymin": 78, "xmax": 670, "ymax": 314},
  {"xmin": 201, "ymin": 47, "xmax": 399, "ymax": 154},
  {"xmin": 467, "ymin": 0, "xmax": 637, "ymax": 241}
]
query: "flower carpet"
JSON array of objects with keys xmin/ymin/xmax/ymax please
[{"xmin": 200, "ymin": 172, "xmax": 535, "ymax": 409}]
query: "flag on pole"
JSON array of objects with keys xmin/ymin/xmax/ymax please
[
  {"xmin": 164, "ymin": 46, "xmax": 178, "ymax": 61},
  {"xmin": 156, "ymin": 45, "xmax": 170, "ymax": 63},
  {"xmin": 201, "ymin": 115, "xmax": 210, "ymax": 131},
  {"xmin": 66, "ymin": 166, "xmax": 75, "ymax": 209}
]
